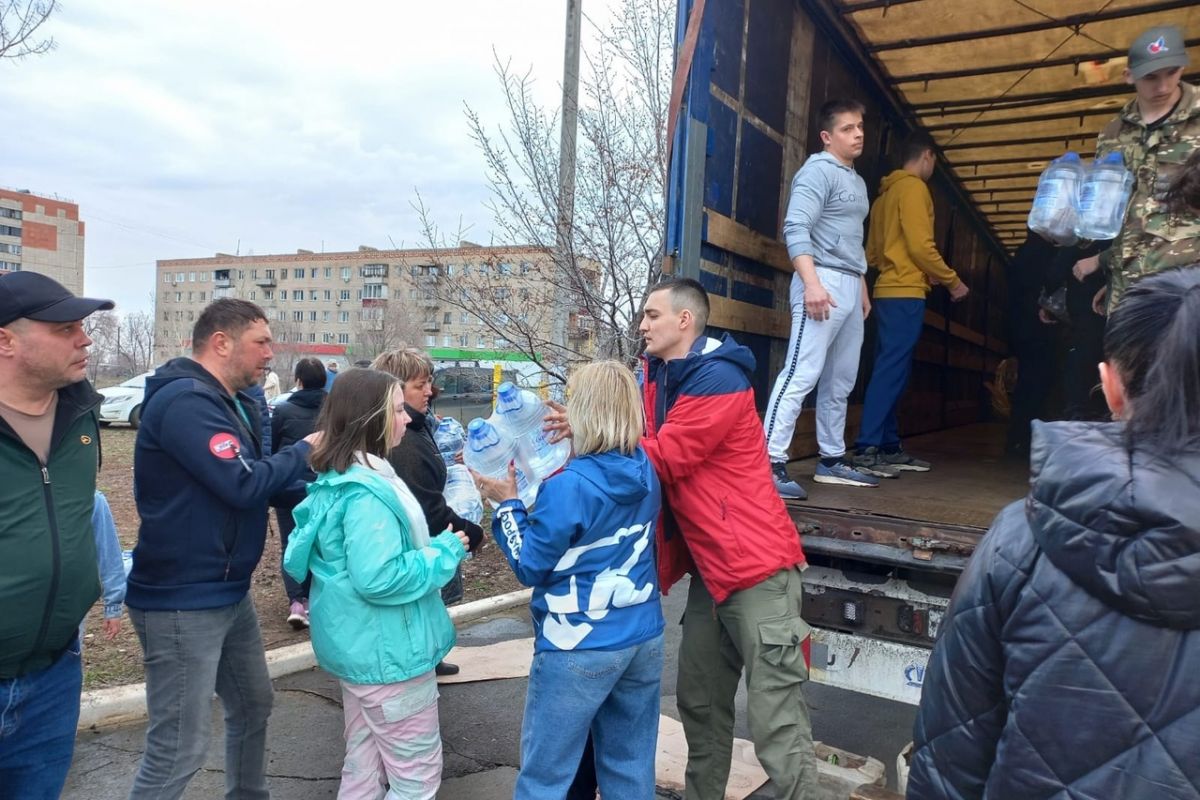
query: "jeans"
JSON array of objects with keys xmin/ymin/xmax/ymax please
[
  {"xmin": 275, "ymin": 506, "xmax": 311, "ymax": 602},
  {"xmin": 0, "ymin": 638, "xmax": 82, "ymax": 800},
  {"xmin": 854, "ymin": 298, "xmax": 926, "ymax": 451},
  {"xmin": 128, "ymin": 595, "xmax": 274, "ymax": 800},
  {"xmin": 515, "ymin": 634, "xmax": 664, "ymax": 800}
]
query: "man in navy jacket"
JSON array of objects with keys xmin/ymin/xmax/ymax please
[{"xmin": 126, "ymin": 299, "xmax": 316, "ymax": 800}]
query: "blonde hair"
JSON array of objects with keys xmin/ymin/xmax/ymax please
[
  {"xmin": 372, "ymin": 345, "xmax": 434, "ymax": 386},
  {"xmin": 567, "ymin": 361, "xmax": 644, "ymax": 456}
]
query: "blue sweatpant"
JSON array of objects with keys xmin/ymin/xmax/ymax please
[{"xmin": 854, "ymin": 298, "xmax": 926, "ymax": 452}]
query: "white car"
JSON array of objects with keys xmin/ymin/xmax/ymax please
[{"xmin": 98, "ymin": 371, "xmax": 153, "ymax": 428}]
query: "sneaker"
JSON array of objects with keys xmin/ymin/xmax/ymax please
[
  {"xmin": 814, "ymin": 460, "xmax": 880, "ymax": 488},
  {"xmin": 435, "ymin": 661, "xmax": 461, "ymax": 677},
  {"xmin": 851, "ymin": 447, "xmax": 901, "ymax": 479},
  {"xmin": 287, "ymin": 600, "xmax": 309, "ymax": 630},
  {"xmin": 771, "ymin": 462, "xmax": 808, "ymax": 500},
  {"xmin": 880, "ymin": 448, "xmax": 931, "ymax": 472}
]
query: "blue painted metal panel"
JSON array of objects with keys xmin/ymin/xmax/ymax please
[
  {"xmin": 697, "ymin": 268, "xmax": 729, "ymax": 298},
  {"xmin": 735, "ymin": 120, "xmax": 784, "ymax": 237},
  {"xmin": 732, "ymin": 280, "xmax": 774, "ymax": 308},
  {"xmin": 710, "ymin": 0, "xmax": 745, "ymax": 98},
  {"xmin": 744, "ymin": 0, "xmax": 792, "ymax": 133},
  {"xmin": 705, "ymin": 96, "xmax": 738, "ymax": 219}
]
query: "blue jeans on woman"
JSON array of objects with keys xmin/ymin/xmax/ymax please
[
  {"xmin": 515, "ymin": 633, "xmax": 663, "ymax": 800},
  {"xmin": 0, "ymin": 638, "xmax": 83, "ymax": 800}
]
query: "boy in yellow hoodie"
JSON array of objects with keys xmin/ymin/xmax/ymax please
[{"xmin": 852, "ymin": 132, "xmax": 969, "ymax": 477}]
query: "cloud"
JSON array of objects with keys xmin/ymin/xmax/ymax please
[{"xmin": 3, "ymin": 0, "xmax": 613, "ymax": 313}]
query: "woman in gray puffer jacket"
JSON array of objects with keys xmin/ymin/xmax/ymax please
[{"xmin": 909, "ymin": 266, "xmax": 1200, "ymax": 799}]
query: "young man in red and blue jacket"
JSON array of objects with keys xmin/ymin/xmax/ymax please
[{"xmin": 639, "ymin": 278, "xmax": 819, "ymax": 800}]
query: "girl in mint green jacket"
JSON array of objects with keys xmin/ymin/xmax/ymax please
[{"xmin": 284, "ymin": 368, "xmax": 471, "ymax": 800}]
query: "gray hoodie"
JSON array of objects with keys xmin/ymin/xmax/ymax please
[{"xmin": 782, "ymin": 151, "xmax": 870, "ymax": 276}]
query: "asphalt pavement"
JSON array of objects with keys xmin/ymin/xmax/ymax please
[{"xmin": 65, "ymin": 578, "xmax": 916, "ymax": 799}]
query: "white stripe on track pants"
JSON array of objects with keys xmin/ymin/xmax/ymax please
[{"xmin": 763, "ymin": 268, "xmax": 865, "ymax": 463}]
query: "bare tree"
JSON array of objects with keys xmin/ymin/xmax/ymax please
[
  {"xmin": 414, "ymin": 0, "xmax": 673, "ymax": 382},
  {"xmin": 118, "ymin": 311, "xmax": 156, "ymax": 377},
  {"xmin": 0, "ymin": 0, "xmax": 59, "ymax": 60},
  {"xmin": 84, "ymin": 309, "xmax": 119, "ymax": 381},
  {"xmin": 353, "ymin": 296, "xmax": 427, "ymax": 362}
]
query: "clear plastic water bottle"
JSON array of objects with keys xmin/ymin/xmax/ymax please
[
  {"xmin": 443, "ymin": 464, "xmax": 484, "ymax": 525},
  {"xmin": 492, "ymin": 382, "xmax": 570, "ymax": 482},
  {"xmin": 463, "ymin": 417, "xmax": 538, "ymax": 508},
  {"xmin": 433, "ymin": 416, "xmax": 466, "ymax": 467},
  {"xmin": 1075, "ymin": 151, "xmax": 1134, "ymax": 240},
  {"xmin": 1028, "ymin": 151, "xmax": 1084, "ymax": 246}
]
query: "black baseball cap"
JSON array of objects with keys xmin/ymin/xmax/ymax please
[
  {"xmin": 0, "ymin": 271, "xmax": 114, "ymax": 327},
  {"xmin": 1128, "ymin": 26, "xmax": 1189, "ymax": 80}
]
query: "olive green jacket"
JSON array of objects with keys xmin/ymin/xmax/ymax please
[{"xmin": 0, "ymin": 380, "xmax": 102, "ymax": 679}]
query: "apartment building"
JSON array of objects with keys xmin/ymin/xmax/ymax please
[
  {"xmin": 0, "ymin": 187, "xmax": 86, "ymax": 295},
  {"xmin": 154, "ymin": 244, "xmax": 595, "ymax": 366}
]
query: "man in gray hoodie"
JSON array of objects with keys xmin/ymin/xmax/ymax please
[{"xmin": 763, "ymin": 98, "xmax": 877, "ymax": 499}]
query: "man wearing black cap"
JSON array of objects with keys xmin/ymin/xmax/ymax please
[
  {"xmin": 0, "ymin": 271, "xmax": 114, "ymax": 798},
  {"xmin": 1076, "ymin": 25, "xmax": 1199, "ymax": 309}
]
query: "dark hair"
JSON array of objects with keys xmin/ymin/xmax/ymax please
[
  {"xmin": 309, "ymin": 368, "xmax": 399, "ymax": 475},
  {"xmin": 353, "ymin": 359, "xmax": 372, "ymax": 368},
  {"xmin": 817, "ymin": 99, "xmax": 865, "ymax": 134},
  {"xmin": 649, "ymin": 277, "xmax": 710, "ymax": 330},
  {"xmin": 1103, "ymin": 267, "xmax": 1200, "ymax": 450},
  {"xmin": 192, "ymin": 298, "xmax": 267, "ymax": 352},
  {"xmin": 294, "ymin": 357, "xmax": 326, "ymax": 390},
  {"xmin": 1165, "ymin": 149, "xmax": 1200, "ymax": 215},
  {"xmin": 898, "ymin": 131, "xmax": 937, "ymax": 166}
]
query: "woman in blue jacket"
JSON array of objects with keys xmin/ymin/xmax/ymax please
[
  {"xmin": 475, "ymin": 360, "xmax": 665, "ymax": 800},
  {"xmin": 284, "ymin": 368, "xmax": 472, "ymax": 800}
]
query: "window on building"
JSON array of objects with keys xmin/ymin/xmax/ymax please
[
  {"xmin": 0, "ymin": 243, "xmax": 18, "ymax": 254},
  {"xmin": 408, "ymin": 289, "xmax": 418, "ymax": 301},
  {"xmin": 442, "ymin": 334, "xmax": 452, "ymax": 347},
  {"xmin": 493, "ymin": 287, "xmax": 510, "ymax": 300},
  {"xmin": 0, "ymin": 225, "xmax": 22, "ymax": 237},
  {"xmin": 458, "ymin": 334, "xmax": 468, "ymax": 347},
  {"xmin": 341, "ymin": 267, "xmax": 352, "ymax": 280},
  {"xmin": 339, "ymin": 289, "xmax": 351, "ymax": 301},
  {"xmin": 176, "ymin": 272, "xmax": 185, "ymax": 282},
  {"xmin": 163, "ymin": 273, "xmax": 172, "ymax": 284},
  {"xmin": 293, "ymin": 268, "xmax": 304, "ymax": 278},
  {"xmin": 310, "ymin": 268, "xmax": 318, "ymax": 278},
  {"xmin": 293, "ymin": 311, "xmax": 303, "ymax": 322},
  {"xmin": 174, "ymin": 292, "xmax": 182, "ymax": 302},
  {"xmin": 187, "ymin": 310, "xmax": 195, "ymax": 321},
  {"xmin": 187, "ymin": 292, "xmax": 193, "ymax": 301},
  {"xmin": 460, "ymin": 311, "xmax": 470, "ymax": 325},
  {"xmin": 249, "ymin": 291, "xmax": 256, "ymax": 300},
  {"xmin": 309, "ymin": 311, "xmax": 317, "ymax": 322},
  {"xmin": 162, "ymin": 312, "xmax": 169, "ymax": 321},
  {"xmin": 250, "ymin": 269, "xmax": 258, "ymax": 279},
  {"xmin": 497, "ymin": 262, "xmax": 513, "ymax": 276},
  {"xmin": 338, "ymin": 311, "xmax": 349, "ymax": 323},
  {"xmin": 175, "ymin": 311, "xmax": 183, "ymax": 321},
  {"xmin": 278, "ymin": 332, "xmax": 288, "ymax": 343},
  {"xmin": 188, "ymin": 272, "xmax": 195, "ymax": 282},
  {"xmin": 425, "ymin": 335, "xmax": 436, "ymax": 347},
  {"xmin": 477, "ymin": 334, "xmax": 487, "ymax": 347},
  {"xmin": 310, "ymin": 290, "xmax": 318, "ymax": 301},
  {"xmin": 263, "ymin": 290, "xmax": 273, "ymax": 300},
  {"xmin": 519, "ymin": 288, "xmax": 531, "ymax": 300},
  {"xmin": 322, "ymin": 332, "xmax": 333, "ymax": 343},
  {"xmin": 363, "ymin": 284, "xmax": 385, "ymax": 299},
  {"xmin": 337, "ymin": 333, "xmax": 349, "ymax": 344},
  {"xmin": 265, "ymin": 269, "xmax": 275, "ymax": 279},
  {"xmin": 494, "ymin": 336, "xmax": 506, "ymax": 348},
  {"xmin": 201, "ymin": 272, "xmax": 210, "ymax": 282},
  {"xmin": 520, "ymin": 262, "xmax": 533, "ymax": 275},
  {"xmin": 238, "ymin": 270, "xmax": 245, "ymax": 280},
  {"xmin": 443, "ymin": 312, "xmax": 452, "ymax": 324},
  {"xmin": 279, "ymin": 270, "xmax": 287, "ymax": 281},
  {"xmin": 307, "ymin": 333, "xmax": 316, "ymax": 343},
  {"xmin": 293, "ymin": 290, "xmax": 303, "ymax": 301},
  {"xmin": 323, "ymin": 290, "xmax": 331, "ymax": 300},
  {"xmin": 0, "ymin": 208, "xmax": 21, "ymax": 219},
  {"xmin": 278, "ymin": 310, "xmax": 287, "ymax": 321},
  {"xmin": 361, "ymin": 263, "xmax": 388, "ymax": 278},
  {"xmin": 324, "ymin": 267, "xmax": 332, "ymax": 278},
  {"xmin": 322, "ymin": 311, "xmax": 330, "ymax": 322}
]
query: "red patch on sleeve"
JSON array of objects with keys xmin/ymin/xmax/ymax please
[{"xmin": 209, "ymin": 433, "xmax": 240, "ymax": 460}]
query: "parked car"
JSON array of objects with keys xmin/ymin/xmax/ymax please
[
  {"xmin": 269, "ymin": 390, "xmax": 294, "ymax": 415},
  {"xmin": 98, "ymin": 371, "xmax": 153, "ymax": 428},
  {"xmin": 432, "ymin": 366, "xmax": 517, "ymax": 424}
]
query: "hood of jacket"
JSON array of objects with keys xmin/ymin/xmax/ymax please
[
  {"xmin": 287, "ymin": 387, "xmax": 326, "ymax": 410},
  {"xmin": 567, "ymin": 448, "xmax": 654, "ymax": 506},
  {"xmin": 144, "ymin": 357, "xmax": 226, "ymax": 406},
  {"xmin": 878, "ymin": 168, "xmax": 921, "ymax": 196},
  {"xmin": 1027, "ymin": 420, "xmax": 1200, "ymax": 630},
  {"xmin": 647, "ymin": 332, "xmax": 756, "ymax": 388}
]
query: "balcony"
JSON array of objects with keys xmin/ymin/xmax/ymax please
[
  {"xmin": 363, "ymin": 275, "xmax": 387, "ymax": 285},
  {"xmin": 422, "ymin": 321, "xmax": 441, "ymax": 332},
  {"xmin": 361, "ymin": 298, "xmax": 387, "ymax": 308},
  {"xmin": 212, "ymin": 287, "xmax": 236, "ymax": 299},
  {"xmin": 214, "ymin": 277, "xmax": 233, "ymax": 289},
  {"xmin": 255, "ymin": 276, "xmax": 276, "ymax": 287}
]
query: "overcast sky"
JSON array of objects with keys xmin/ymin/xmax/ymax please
[{"xmin": 3, "ymin": 0, "xmax": 618, "ymax": 314}]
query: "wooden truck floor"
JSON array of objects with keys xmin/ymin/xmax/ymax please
[{"xmin": 784, "ymin": 422, "xmax": 1029, "ymax": 530}]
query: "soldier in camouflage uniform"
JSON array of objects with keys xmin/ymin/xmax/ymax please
[{"xmin": 1088, "ymin": 26, "xmax": 1200, "ymax": 310}]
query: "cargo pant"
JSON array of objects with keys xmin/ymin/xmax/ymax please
[{"xmin": 676, "ymin": 567, "xmax": 819, "ymax": 800}]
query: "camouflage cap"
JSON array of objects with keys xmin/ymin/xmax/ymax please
[{"xmin": 1128, "ymin": 26, "xmax": 1189, "ymax": 80}]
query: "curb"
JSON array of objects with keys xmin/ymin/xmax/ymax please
[{"xmin": 77, "ymin": 588, "xmax": 533, "ymax": 732}]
